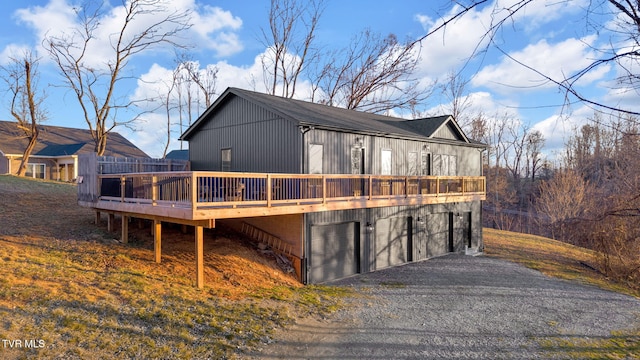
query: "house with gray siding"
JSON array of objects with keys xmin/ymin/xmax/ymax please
[{"xmin": 179, "ymin": 87, "xmax": 486, "ymax": 284}]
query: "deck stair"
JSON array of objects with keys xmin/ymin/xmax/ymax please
[{"xmin": 241, "ymin": 222, "xmax": 294, "ymax": 273}]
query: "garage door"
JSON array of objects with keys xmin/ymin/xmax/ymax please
[
  {"xmin": 309, "ymin": 222, "xmax": 359, "ymax": 283},
  {"xmin": 375, "ymin": 217, "xmax": 409, "ymax": 270}
]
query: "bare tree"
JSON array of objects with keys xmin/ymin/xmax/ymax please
[
  {"xmin": 420, "ymin": 0, "xmax": 640, "ymax": 117},
  {"xmin": 535, "ymin": 169, "xmax": 594, "ymax": 240},
  {"xmin": 537, "ymin": 112, "xmax": 640, "ymax": 283},
  {"xmin": 525, "ymin": 130, "xmax": 544, "ymax": 182},
  {"xmin": 502, "ymin": 122, "xmax": 529, "ymax": 182},
  {"xmin": 44, "ymin": 0, "xmax": 192, "ymax": 155},
  {"xmin": 262, "ymin": 0, "xmax": 433, "ymax": 113},
  {"xmin": 1, "ymin": 52, "xmax": 47, "ymax": 176},
  {"xmin": 314, "ymin": 30, "xmax": 432, "ymax": 114},
  {"xmin": 176, "ymin": 57, "xmax": 219, "ymax": 114},
  {"xmin": 170, "ymin": 53, "xmax": 219, "ymax": 148},
  {"xmin": 159, "ymin": 73, "xmax": 178, "ymax": 158},
  {"xmin": 261, "ymin": 0, "xmax": 325, "ymax": 98},
  {"xmin": 439, "ymin": 70, "xmax": 473, "ymax": 128},
  {"xmin": 486, "ymin": 111, "xmax": 514, "ymax": 169}
]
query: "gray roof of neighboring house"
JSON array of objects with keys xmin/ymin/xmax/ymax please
[
  {"xmin": 165, "ymin": 149, "xmax": 189, "ymax": 160},
  {"xmin": 180, "ymin": 87, "xmax": 484, "ymax": 147},
  {"xmin": 0, "ymin": 120, "xmax": 149, "ymax": 158}
]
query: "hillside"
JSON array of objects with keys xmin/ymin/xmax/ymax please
[
  {"xmin": 484, "ymin": 227, "xmax": 640, "ymax": 298},
  {"xmin": 0, "ymin": 175, "xmax": 636, "ymax": 359},
  {"xmin": 0, "ymin": 175, "xmax": 346, "ymax": 359}
]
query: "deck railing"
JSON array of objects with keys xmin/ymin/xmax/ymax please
[{"xmin": 93, "ymin": 171, "xmax": 486, "ymax": 211}]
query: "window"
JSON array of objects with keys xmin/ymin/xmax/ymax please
[
  {"xmin": 408, "ymin": 152, "xmax": 418, "ymax": 175},
  {"xmin": 432, "ymin": 154, "xmax": 457, "ymax": 176},
  {"xmin": 441, "ymin": 154, "xmax": 450, "ymax": 176},
  {"xmin": 448, "ymin": 155, "xmax": 457, "ymax": 175},
  {"xmin": 221, "ymin": 148, "xmax": 231, "ymax": 172},
  {"xmin": 433, "ymin": 154, "xmax": 442, "ymax": 176},
  {"xmin": 381, "ymin": 149, "xmax": 392, "ymax": 175},
  {"xmin": 309, "ymin": 144, "xmax": 324, "ymax": 174},
  {"xmin": 25, "ymin": 163, "xmax": 46, "ymax": 179},
  {"xmin": 421, "ymin": 152, "xmax": 431, "ymax": 175},
  {"xmin": 351, "ymin": 147, "xmax": 365, "ymax": 174}
]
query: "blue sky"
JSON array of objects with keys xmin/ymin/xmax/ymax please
[{"xmin": 0, "ymin": 0, "xmax": 633, "ymax": 158}]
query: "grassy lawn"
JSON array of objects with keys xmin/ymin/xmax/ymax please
[
  {"xmin": 0, "ymin": 175, "xmax": 350, "ymax": 359},
  {"xmin": 0, "ymin": 175, "xmax": 637, "ymax": 359},
  {"xmin": 484, "ymin": 228, "xmax": 640, "ymax": 359}
]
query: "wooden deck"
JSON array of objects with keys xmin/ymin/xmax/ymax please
[
  {"xmin": 77, "ymin": 169, "xmax": 485, "ymax": 288},
  {"xmin": 79, "ymin": 171, "xmax": 486, "ymax": 224}
]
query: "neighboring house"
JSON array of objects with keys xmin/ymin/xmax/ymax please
[
  {"xmin": 0, "ymin": 120, "xmax": 148, "ymax": 181},
  {"xmin": 179, "ymin": 87, "xmax": 486, "ymax": 284}
]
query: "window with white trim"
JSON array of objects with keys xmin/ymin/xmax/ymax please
[
  {"xmin": 221, "ymin": 148, "xmax": 231, "ymax": 172},
  {"xmin": 25, "ymin": 163, "xmax": 46, "ymax": 179},
  {"xmin": 381, "ymin": 149, "xmax": 392, "ymax": 175},
  {"xmin": 432, "ymin": 154, "xmax": 457, "ymax": 176},
  {"xmin": 309, "ymin": 144, "xmax": 324, "ymax": 174}
]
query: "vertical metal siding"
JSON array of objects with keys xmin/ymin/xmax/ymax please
[
  {"xmin": 303, "ymin": 129, "xmax": 482, "ymax": 177},
  {"xmin": 188, "ymin": 96, "xmax": 301, "ymax": 173},
  {"xmin": 305, "ymin": 200, "xmax": 482, "ymax": 279},
  {"xmin": 433, "ymin": 123, "xmax": 459, "ymax": 140}
]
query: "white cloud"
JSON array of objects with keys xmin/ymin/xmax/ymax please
[
  {"xmin": 496, "ymin": 0, "xmax": 588, "ymax": 32},
  {"xmin": 471, "ymin": 36, "xmax": 610, "ymax": 94},
  {"xmin": 0, "ymin": 44, "xmax": 32, "ymax": 65},
  {"xmin": 9, "ymin": 0, "xmax": 244, "ymax": 69},
  {"xmin": 187, "ymin": 2, "xmax": 243, "ymax": 56},
  {"xmin": 531, "ymin": 105, "xmax": 593, "ymax": 156},
  {"xmin": 129, "ymin": 47, "xmax": 323, "ymax": 157},
  {"xmin": 413, "ymin": 0, "xmax": 589, "ymax": 79},
  {"xmin": 192, "ymin": 3, "xmax": 242, "ymax": 34}
]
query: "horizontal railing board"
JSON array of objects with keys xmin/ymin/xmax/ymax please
[{"xmin": 82, "ymin": 171, "xmax": 485, "ymax": 221}]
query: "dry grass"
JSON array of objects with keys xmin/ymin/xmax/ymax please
[
  {"xmin": 0, "ymin": 175, "xmax": 349, "ymax": 359},
  {"xmin": 484, "ymin": 228, "xmax": 640, "ymax": 298},
  {"xmin": 1, "ymin": 175, "xmax": 637, "ymax": 358},
  {"xmin": 484, "ymin": 227, "xmax": 640, "ymax": 358}
]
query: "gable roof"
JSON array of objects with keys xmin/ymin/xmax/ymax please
[
  {"xmin": 0, "ymin": 120, "xmax": 149, "ymax": 158},
  {"xmin": 180, "ymin": 87, "xmax": 485, "ymax": 146}
]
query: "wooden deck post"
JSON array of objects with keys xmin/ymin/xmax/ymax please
[
  {"xmin": 152, "ymin": 175, "xmax": 158, "ymax": 206},
  {"xmin": 107, "ymin": 213, "xmax": 115, "ymax": 232},
  {"xmin": 191, "ymin": 172, "xmax": 198, "ymax": 220},
  {"xmin": 95, "ymin": 211, "xmax": 101, "ymax": 225},
  {"xmin": 195, "ymin": 226, "xmax": 204, "ymax": 289},
  {"xmin": 120, "ymin": 176, "xmax": 126, "ymax": 202},
  {"xmin": 266, "ymin": 175, "xmax": 272, "ymax": 207},
  {"xmin": 121, "ymin": 215, "xmax": 129, "ymax": 243},
  {"xmin": 154, "ymin": 220, "xmax": 162, "ymax": 263}
]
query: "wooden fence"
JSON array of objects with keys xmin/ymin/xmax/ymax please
[{"xmin": 77, "ymin": 153, "xmax": 189, "ymax": 204}]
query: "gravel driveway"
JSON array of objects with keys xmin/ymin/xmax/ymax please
[{"xmin": 250, "ymin": 254, "xmax": 640, "ymax": 359}]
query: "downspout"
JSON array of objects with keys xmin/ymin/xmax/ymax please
[
  {"xmin": 479, "ymin": 146, "xmax": 487, "ymax": 251},
  {"xmin": 297, "ymin": 125, "xmax": 314, "ymax": 284}
]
